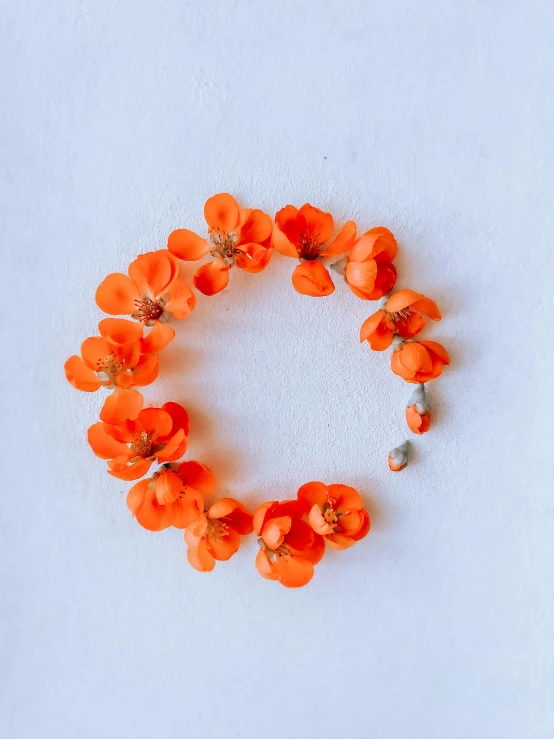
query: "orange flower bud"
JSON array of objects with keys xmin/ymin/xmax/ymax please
[{"xmin": 406, "ymin": 384, "xmax": 432, "ymax": 434}]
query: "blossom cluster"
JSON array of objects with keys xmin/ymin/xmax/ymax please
[{"xmin": 65, "ymin": 193, "xmax": 450, "ymax": 585}]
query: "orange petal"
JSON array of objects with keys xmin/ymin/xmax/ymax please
[
  {"xmin": 95, "ymin": 273, "xmax": 140, "ymax": 315},
  {"xmin": 235, "ymin": 243, "xmax": 272, "ymax": 273},
  {"xmin": 137, "ymin": 408, "xmax": 173, "ymax": 438},
  {"xmin": 406, "ymin": 405, "xmax": 432, "ymax": 434},
  {"xmin": 155, "ymin": 469, "xmax": 182, "ymax": 505},
  {"xmin": 344, "ymin": 260, "xmax": 378, "ymax": 300},
  {"xmin": 128, "ymin": 481, "xmax": 173, "ymax": 531},
  {"xmin": 167, "ymin": 229, "xmax": 210, "ymax": 261},
  {"xmin": 391, "ymin": 349, "xmax": 414, "ymax": 381},
  {"xmin": 193, "ymin": 258, "xmax": 230, "ymax": 296},
  {"xmin": 177, "ymin": 461, "xmax": 216, "ymax": 494},
  {"xmin": 98, "ymin": 318, "xmax": 143, "ymax": 345},
  {"xmin": 297, "ymin": 204, "xmax": 334, "ymax": 243},
  {"xmin": 164, "ymin": 279, "xmax": 196, "ymax": 320},
  {"xmin": 418, "ymin": 341, "xmax": 450, "ymax": 365},
  {"xmin": 261, "ymin": 516, "xmax": 292, "ymax": 549},
  {"xmin": 292, "ymin": 261, "xmax": 334, "ymax": 297},
  {"xmin": 186, "ymin": 537, "xmax": 216, "ymax": 572},
  {"xmin": 156, "ymin": 428, "xmax": 187, "ymax": 462},
  {"xmin": 87, "ymin": 422, "xmax": 130, "ymax": 459},
  {"xmin": 398, "ymin": 343, "xmax": 433, "ymax": 373},
  {"xmin": 204, "ymin": 193, "xmax": 240, "ymax": 232},
  {"xmin": 284, "ymin": 518, "xmax": 315, "ymax": 552},
  {"xmin": 302, "ymin": 532, "xmax": 326, "ymax": 564},
  {"xmin": 368, "ymin": 262, "xmax": 397, "ymax": 299},
  {"xmin": 273, "ymin": 553, "xmax": 314, "ymax": 588},
  {"xmin": 64, "ymin": 355, "xmax": 103, "ymax": 392},
  {"xmin": 170, "ymin": 489, "xmax": 204, "ymax": 528},
  {"xmin": 253, "ymin": 501, "xmax": 277, "ymax": 536},
  {"xmin": 359, "ymin": 311, "xmax": 387, "ymax": 343},
  {"xmin": 255, "ymin": 549, "xmax": 279, "ymax": 581},
  {"xmin": 297, "ymin": 481, "xmax": 328, "ymax": 510},
  {"xmin": 367, "ymin": 227, "xmax": 397, "ymax": 262},
  {"xmin": 271, "ymin": 223, "xmax": 299, "ymax": 257},
  {"xmin": 308, "ymin": 504, "xmax": 334, "ymax": 536},
  {"xmin": 81, "ymin": 337, "xmax": 116, "ymax": 371},
  {"xmin": 140, "ymin": 321, "xmax": 175, "ymax": 354},
  {"xmin": 187, "ymin": 514, "xmax": 209, "ymax": 538},
  {"xmin": 274, "ymin": 205, "xmax": 301, "ymax": 247},
  {"xmin": 412, "ymin": 296, "xmax": 441, "ymax": 321},
  {"xmin": 100, "ymin": 387, "xmax": 143, "ymax": 425},
  {"xmin": 385, "ymin": 289, "xmax": 423, "ymax": 313},
  {"xmin": 207, "ymin": 526, "xmax": 241, "ymax": 561},
  {"xmin": 325, "ymin": 533, "xmax": 357, "ymax": 550},
  {"xmin": 320, "ymin": 220, "xmax": 357, "ymax": 256},
  {"xmin": 238, "ymin": 208, "xmax": 272, "ymax": 244},
  {"xmin": 132, "ymin": 355, "xmax": 159, "ymax": 386},
  {"xmin": 161, "ymin": 402, "xmax": 190, "ymax": 437},
  {"xmin": 327, "ymin": 484, "xmax": 363, "ymax": 511},
  {"xmin": 208, "ymin": 497, "xmax": 241, "ymax": 520},
  {"xmin": 108, "ymin": 457, "xmax": 153, "ymax": 481},
  {"xmin": 128, "ymin": 250, "xmax": 177, "ymax": 300}
]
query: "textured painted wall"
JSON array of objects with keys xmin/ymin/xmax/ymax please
[{"xmin": 1, "ymin": 1, "xmax": 552, "ymax": 737}]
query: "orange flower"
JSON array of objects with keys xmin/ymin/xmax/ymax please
[
  {"xmin": 297, "ymin": 482, "xmax": 370, "ymax": 550},
  {"xmin": 185, "ymin": 498, "xmax": 254, "ymax": 572},
  {"xmin": 388, "ymin": 441, "xmax": 410, "ymax": 472},
  {"xmin": 64, "ymin": 337, "xmax": 158, "ymax": 425},
  {"xmin": 391, "ymin": 340, "xmax": 450, "ymax": 383},
  {"xmin": 88, "ymin": 403, "xmax": 189, "ymax": 481},
  {"xmin": 127, "ymin": 460, "xmax": 215, "ymax": 531},
  {"xmin": 95, "ymin": 250, "xmax": 195, "ymax": 354},
  {"xmin": 254, "ymin": 500, "xmax": 325, "ymax": 587},
  {"xmin": 406, "ymin": 384, "xmax": 432, "ymax": 434},
  {"xmin": 167, "ymin": 193, "xmax": 273, "ymax": 296},
  {"xmin": 272, "ymin": 204, "xmax": 356, "ymax": 297},
  {"xmin": 360, "ymin": 289, "xmax": 441, "ymax": 350},
  {"xmin": 337, "ymin": 227, "xmax": 398, "ymax": 300}
]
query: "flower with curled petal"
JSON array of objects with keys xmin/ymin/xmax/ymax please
[
  {"xmin": 298, "ymin": 482, "xmax": 370, "ymax": 550},
  {"xmin": 127, "ymin": 460, "xmax": 216, "ymax": 531},
  {"xmin": 87, "ymin": 403, "xmax": 189, "ymax": 481},
  {"xmin": 254, "ymin": 499, "xmax": 325, "ymax": 588},
  {"xmin": 185, "ymin": 498, "xmax": 254, "ymax": 572},
  {"xmin": 360, "ymin": 289, "xmax": 441, "ymax": 350},
  {"xmin": 272, "ymin": 204, "xmax": 357, "ymax": 297},
  {"xmin": 391, "ymin": 340, "xmax": 450, "ymax": 383},
  {"xmin": 333, "ymin": 227, "xmax": 397, "ymax": 300},
  {"xmin": 167, "ymin": 193, "xmax": 273, "ymax": 296},
  {"xmin": 95, "ymin": 249, "xmax": 195, "ymax": 354},
  {"xmin": 64, "ymin": 337, "xmax": 158, "ymax": 425}
]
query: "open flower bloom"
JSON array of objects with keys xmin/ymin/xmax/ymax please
[
  {"xmin": 127, "ymin": 460, "xmax": 215, "ymax": 531},
  {"xmin": 388, "ymin": 441, "xmax": 410, "ymax": 472},
  {"xmin": 254, "ymin": 500, "xmax": 325, "ymax": 587},
  {"xmin": 88, "ymin": 403, "xmax": 189, "ymax": 481},
  {"xmin": 360, "ymin": 289, "xmax": 441, "ymax": 351},
  {"xmin": 340, "ymin": 227, "xmax": 398, "ymax": 300},
  {"xmin": 406, "ymin": 384, "xmax": 432, "ymax": 434},
  {"xmin": 272, "ymin": 204, "xmax": 356, "ymax": 297},
  {"xmin": 185, "ymin": 498, "xmax": 254, "ymax": 572},
  {"xmin": 391, "ymin": 340, "xmax": 450, "ymax": 383},
  {"xmin": 64, "ymin": 337, "xmax": 158, "ymax": 424},
  {"xmin": 95, "ymin": 250, "xmax": 195, "ymax": 354},
  {"xmin": 167, "ymin": 193, "xmax": 273, "ymax": 296},
  {"xmin": 297, "ymin": 482, "xmax": 370, "ymax": 550}
]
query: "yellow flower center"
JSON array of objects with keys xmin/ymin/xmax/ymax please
[
  {"xmin": 210, "ymin": 230, "xmax": 240, "ymax": 266},
  {"xmin": 298, "ymin": 232, "xmax": 324, "ymax": 260},
  {"xmin": 205, "ymin": 518, "xmax": 229, "ymax": 542},
  {"xmin": 133, "ymin": 296, "xmax": 165, "ymax": 323},
  {"xmin": 132, "ymin": 431, "xmax": 154, "ymax": 458},
  {"xmin": 95, "ymin": 354, "xmax": 124, "ymax": 382}
]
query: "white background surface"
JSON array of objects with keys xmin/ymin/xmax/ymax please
[{"xmin": 1, "ymin": 1, "xmax": 553, "ymax": 737}]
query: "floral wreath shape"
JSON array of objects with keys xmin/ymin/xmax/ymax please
[{"xmin": 64, "ymin": 194, "xmax": 450, "ymax": 588}]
